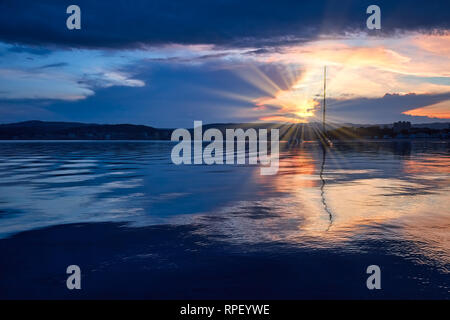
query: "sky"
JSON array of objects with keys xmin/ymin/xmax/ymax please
[{"xmin": 0, "ymin": 0, "xmax": 449, "ymax": 127}]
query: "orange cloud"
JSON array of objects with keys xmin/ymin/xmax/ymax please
[
  {"xmin": 411, "ymin": 32, "xmax": 450, "ymax": 56},
  {"xmin": 403, "ymin": 100, "xmax": 450, "ymax": 119},
  {"xmin": 260, "ymin": 32, "xmax": 450, "ymax": 78}
]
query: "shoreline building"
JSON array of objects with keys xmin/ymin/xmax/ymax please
[{"xmin": 393, "ymin": 121, "xmax": 411, "ymax": 133}]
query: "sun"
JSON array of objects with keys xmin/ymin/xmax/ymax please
[
  {"xmin": 254, "ymin": 89, "xmax": 319, "ymax": 123},
  {"xmin": 293, "ymin": 99, "xmax": 318, "ymax": 118}
]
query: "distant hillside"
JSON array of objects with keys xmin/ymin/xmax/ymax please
[
  {"xmin": 0, "ymin": 120, "xmax": 448, "ymax": 140},
  {"xmin": 0, "ymin": 121, "xmax": 329, "ymax": 141},
  {"xmin": 338, "ymin": 122, "xmax": 450, "ymax": 129},
  {"xmin": 411, "ymin": 122, "xmax": 450, "ymax": 130},
  {"xmin": 0, "ymin": 121, "xmax": 172, "ymax": 140},
  {"xmin": 0, "ymin": 120, "xmax": 95, "ymax": 129}
]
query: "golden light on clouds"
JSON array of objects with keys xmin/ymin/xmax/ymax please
[
  {"xmin": 403, "ymin": 100, "xmax": 450, "ymax": 119},
  {"xmin": 253, "ymin": 88, "xmax": 319, "ymax": 122},
  {"xmin": 236, "ymin": 32, "xmax": 450, "ymax": 123}
]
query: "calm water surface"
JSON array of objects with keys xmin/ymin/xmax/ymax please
[{"xmin": 0, "ymin": 141, "xmax": 448, "ymax": 299}]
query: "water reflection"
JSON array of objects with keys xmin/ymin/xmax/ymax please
[
  {"xmin": 193, "ymin": 141, "xmax": 449, "ymax": 272},
  {"xmin": 0, "ymin": 141, "xmax": 449, "ymax": 272},
  {"xmin": 320, "ymin": 145, "xmax": 333, "ymax": 230}
]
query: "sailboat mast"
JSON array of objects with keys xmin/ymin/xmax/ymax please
[{"xmin": 322, "ymin": 66, "xmax": 326, "ymax": 134}]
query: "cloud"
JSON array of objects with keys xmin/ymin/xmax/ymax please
[
  {"xmin": 0, "ymin": 1, "xmax": 448, "ymax": 126},
  {"xmin": 37, "ymin": 62, "xmax": 68, "ymax": 69},
  {"xmin": 0, "ymin": 99, "xmax": 59, "ymax": 123},
  {"xmin": 0, "ymin": 0, "xmax": 449, "ymax": 49},
  {"xmin": 234, "ymin": 32, "xmax": 450, "ymax": 122},
  {"xmin": 403, "ymin": 100, "xmax": 450, "ymax": 119},
  {"xmin": 102, "ymin": 72, "xmax": 144, "ymax": 87},
  {"xmin": 7, "ymin": 45, "xmax": 52, "ymax": 55},
  {"xmin": 0, "ymin": 43, "xmax": 147, "ymax": 100},
  {"xmin": 85, "ymin": 71, "xmax": 145, "ymax": 88},
  {"xmin": 0, "ymin": 68, "xmax": 94, "ymax": 101}
]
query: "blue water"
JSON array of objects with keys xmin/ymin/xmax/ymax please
[{"xmin": 0, "ymin": 141, "xmax": 448, "ymax": 299}]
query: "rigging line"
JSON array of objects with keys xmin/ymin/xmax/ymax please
[{"xmin": 320, "ymin": 144, "xmax": 333, "ymax": 230}]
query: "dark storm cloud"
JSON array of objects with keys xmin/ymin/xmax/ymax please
[{"xmin": 0, "ymin": 0, "xmax": 449, "ymax": 49}]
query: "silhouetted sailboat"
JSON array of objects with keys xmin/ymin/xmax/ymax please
[
  {"xmin": 322, "ymin": 66, "xmax": 333, "ymax": 147},
  {"xmin": 288, "ymin": 66, "xmax": 332, "ymax": 146}
]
